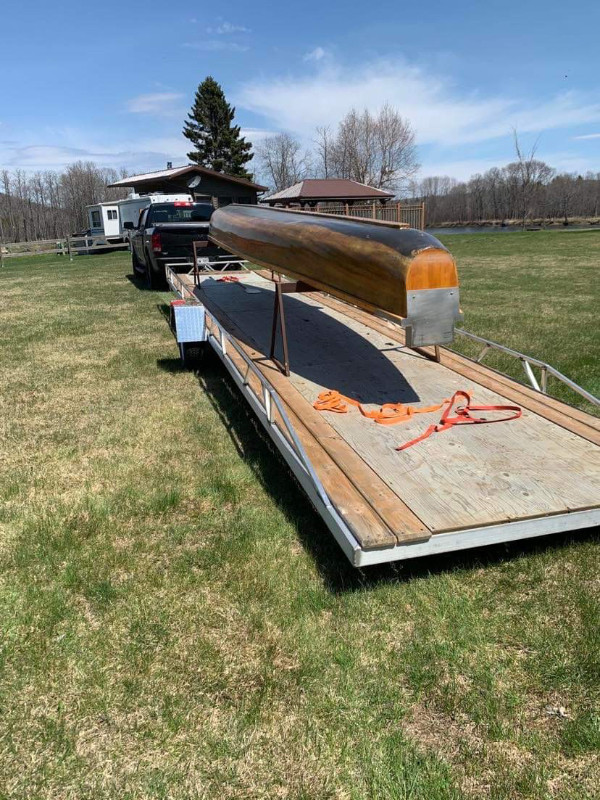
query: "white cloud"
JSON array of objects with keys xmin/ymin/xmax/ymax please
[
  {"xmin": 0, "ymin": 125, "xmax": 192, "ymax": 173},
  {"xmin": 0, "ymin": 120, "xmax": 278, "ymax": 175},
  {"xmin": 183, "ymin": 40, "xmax": 249, "ymax": 52},
  {"xmin": 208, "ymin": 21, "xmax": 251, "ymax": 34},
  {"xmin": 540, "ymin": 151, "xmax": 597, "ymax": 174},
  {"xmin": 240, "ymin": 127, "xmax": 277, "ymax": 143},
  {"xmin": 237, "ymin": 58, "xmax": 600, "ymax": 148},
  {"xmin": 127, "ymin": 92, "xmax": 184, "ymax": 115},
  {"xmin": 303, "ymin": 46, "xmax": 327, "ymax": 62},
  {"xmin": 573, "ymin": 132, "xmax": 600, "ymax": 140}
]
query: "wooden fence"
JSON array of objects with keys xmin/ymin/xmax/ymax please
[
  {"xmin": 308, "ymin": 202, "xmax": 426, "ymax": 229},
  {"xmin": 0, "ymin": 234, "xmax": 130, "ymax": 264}
]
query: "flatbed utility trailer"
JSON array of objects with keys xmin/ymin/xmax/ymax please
[{"xmin": 166, "ymin": 265, "xmax": 600, "ymax": 567}]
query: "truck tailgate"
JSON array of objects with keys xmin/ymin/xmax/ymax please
[{"xmin": 155, "ymin": 223, "xmax": 210, "ymax": 258}]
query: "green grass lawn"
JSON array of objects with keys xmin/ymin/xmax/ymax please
[{"xmin": 0, "ymin": 232, "xmax": 598, "ymax": 799}]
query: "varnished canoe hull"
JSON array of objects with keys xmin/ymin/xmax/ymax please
[{"xmin": 209, "ymin": 205, "xmax": 462, "ymax": 346}]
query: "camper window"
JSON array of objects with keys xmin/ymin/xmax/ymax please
[
  {"xmin": 107, "ymin": 210, "xmax": 117, "ymax": 220},
  {"xmin": 91, "ymin": 210, "xmax": 101, "ymax": 227}
]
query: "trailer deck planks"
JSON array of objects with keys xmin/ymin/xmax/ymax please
[{"xmin": 169, "ymin": 268, "xmax": 600, "ymax": 566}]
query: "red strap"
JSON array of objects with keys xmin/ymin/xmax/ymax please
[
  {"xmin": 397, "ymin": 390, "xmax": 522, "ymax": 450},
  {"xmin": 217, "ymin": 275, "xmax": 240, "ymax": 283}
]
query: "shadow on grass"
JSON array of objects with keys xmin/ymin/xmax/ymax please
[
  {"xmin": 126, "ymin": 272, "xmax": 152, "ymax": 292},
  {"xmin": 156, "ymin": 302, "xmax": 171, "ymax": 324},
  {"xmin": 157, "ymin": 348, "xmax": 600, "ymax": 594},
  {"xmin": 156, "ymin": 357, "xmax": 183, "ymax": 374}
]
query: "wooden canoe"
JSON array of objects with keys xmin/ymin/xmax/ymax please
[{"xmin": 209, "ymin": 205, "xmax": 462, "ymax": 346}]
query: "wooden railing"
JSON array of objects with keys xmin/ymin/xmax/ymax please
[
  {"xmin": 309, "ymin": 202, "xmax": 426, "ymax": 230},
  {"xmin": 0, "ymin": 234, "xmax": 130, "ymax": 263}
]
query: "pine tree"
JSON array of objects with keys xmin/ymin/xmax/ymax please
[{"xmin": 183, "ymin": 76, "xmax": 253, "ymax": 179}]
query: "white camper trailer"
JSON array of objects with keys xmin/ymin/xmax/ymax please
[
  {"xmin": 86, "ymin": 193, "xmax": 194, "ymax": 243},
  {"xmin": 87, "ymin": 202, "xmax": 121, "ymax": 241}
]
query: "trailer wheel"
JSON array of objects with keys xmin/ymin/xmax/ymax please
[{"xmin": 181, "ymin": 342, "xmax": 206, "ymax": 369}]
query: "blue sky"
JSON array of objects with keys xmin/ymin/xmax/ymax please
[{"xmin": 1, "ymin": 0, "xmax": 599, "ymax": 184}]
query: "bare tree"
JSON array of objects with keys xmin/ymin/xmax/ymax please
[
  {"xmin": 313, "ymin": 105, "xmax": 419, "ymax": 191},
  {"xmin": 548, "ymin": 173, "xmax": 579, "ymax": 225},
  {"xmin": 256, "ymin": 133, "xmax": 311, "ymax": 192},
  {"xmin": 0, "ymin": 162, "xmax": 128, "ymax": 243},
  {"xmin": 314, "ymin": 126, "xmax": 333, "ymax": 179},
  {"xmin": 373, "ymin": 104, "xmax": 419, "ymax": 189},
  {"xmin": 511, "ymin": 132, "xmax": 554, "ymax": 228},
  {"xmin": 413, "ymin": 165, "xmax": 599, "ymax": 226}
]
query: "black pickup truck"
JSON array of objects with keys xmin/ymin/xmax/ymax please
[{"xmin": 126, "ymin": 201, "xmax": 225, "ymax": 289}]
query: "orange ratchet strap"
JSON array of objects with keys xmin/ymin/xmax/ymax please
[
  {"xmin": 314, "ymin": 389, "xmax": 522, "ymax": 449},
  {"xmin": 397, "ymin": 390, "xmax": 522, "ymax": 450},
  {"xmin": 313, "ymin": 389, "xmax": 449, "ymax": 426},
  {"xmin": 217, "ymin": 275, "xmax": 240, "ymax": 282}
]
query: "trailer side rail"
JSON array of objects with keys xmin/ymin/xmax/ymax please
[{"xmin": 454, "ymin": 328, "xmax": 599, "ymax": 407}]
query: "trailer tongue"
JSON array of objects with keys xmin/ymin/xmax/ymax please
[{"xmin": 164, "ymin": 206, "xmax": 600, "ymax": 567}]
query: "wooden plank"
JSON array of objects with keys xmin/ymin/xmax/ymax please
[
  {"xmin": 195, "ymin": 280, "xmax": 431, "ymax": 546},
  {"xmin": 283, "ymin": 408, "xmax": 399, "ymax": 550}
]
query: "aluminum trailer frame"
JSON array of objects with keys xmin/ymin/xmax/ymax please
[{"xmin": 166, "ymin": 266, "xmax": 600, "ymax": 567}]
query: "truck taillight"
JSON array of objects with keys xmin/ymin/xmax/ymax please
[{"xmin": 151, "ymin": 232, "xmax": 162, "ymax": 252}]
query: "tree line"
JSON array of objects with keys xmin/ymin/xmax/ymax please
[
  {"xmin": 257, "ymin": 126, "xmax": 600, "ymax": 227},
  {"xmin": 409, "ymin": 166, "xmax": 600, "ymax": 227},
  {"xmin": 0, "ymin": 162, "xmax": 128, "ymax": 243}
]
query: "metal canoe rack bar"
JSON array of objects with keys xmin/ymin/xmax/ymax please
[
  {"xmin": 269, "ymin": 277, "xmax": 318, "ymax": 377},
  {"xmin": 454, "ymin": 328, "xmax": 600, "ymax": 408},
  {"xmin": 191, "ymin": 240, "xmax": 249, "ymax": 281}
]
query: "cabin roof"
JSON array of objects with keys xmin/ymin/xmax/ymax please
[
  {"xmin": 264, "ymin": 179, "xmax": 394, "ymax": 204},
  {"xmin": 108, "ymin": 164, "xmax": 267, "ymax": 192}
]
